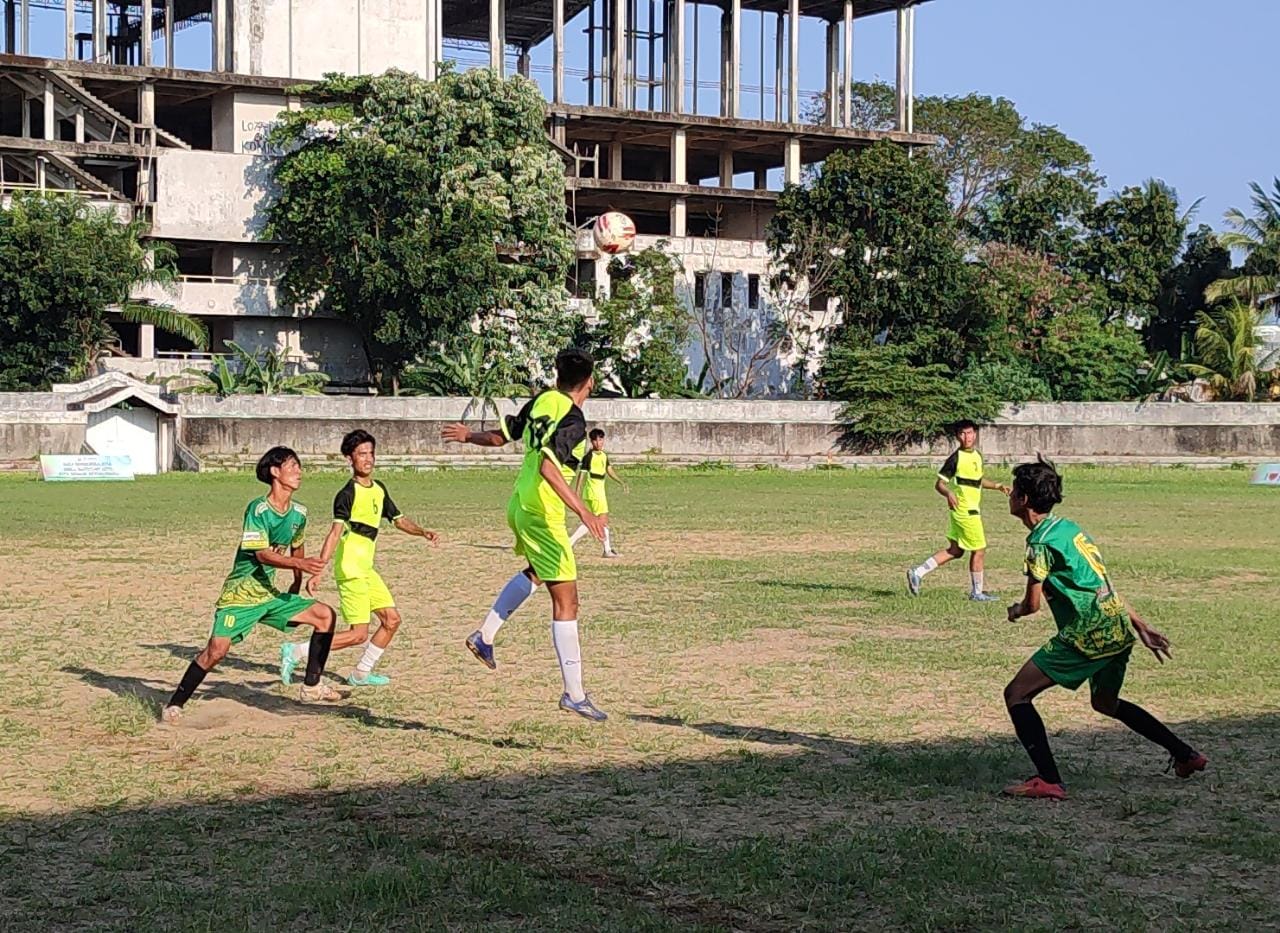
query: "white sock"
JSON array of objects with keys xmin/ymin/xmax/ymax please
[
  {"xmin": 291, "ymin": 641, "xmax": 309, "ymax": 661},
  {"xmin": 602, "ymin": 527, "xmax": 614, "ymax": 554},
  {"xmin": 914, "ymin": 557, "xmax": 938, "ymax": 578},
  {"xmin": 971, "ymin": 571, "xmax": 984, "ymax": 595},
  {"xmin": 569, "ymin": 524, "xmax": 589, "ymax": 546},
  {"xmin": 479, "ymin": 572, "xmax": 536, "ymax": 644},
  {"xmin": 355, "ymin": 642, "xmax": 385, "ymax": 674},
  {"xmin": 551, "ymin": 618, "xmax": 585, "ymax": 702}
]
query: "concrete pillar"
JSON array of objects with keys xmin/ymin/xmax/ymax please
[
  {"xmin": 668, "ymin": 0, "xmax": 684, "ymax": 113},
  {"xmin": 906, "ymin": 4, "xmax": 916, "ymax": 133},
  {"xmin": 489, "ymin": 0, "xmax": 503, "ymax": 74},
  {"xmin": 669, "ymin": 127, "xmax": 687, "ymax": 184},
  {"xmin": 612, "ymin": 0, "xmax": 627, "ymax": 108},
  {"xmin": 773, "ymin": 11, "xmax": 783, "ymax": 121},
  {"xmin": 18, "ymin": 0, "xmax": 27, "ymax": 54},
  {"xmin": 139, "ymin": 324, "xmax": 156, "ymax": 360},
  {"xmin": 670, "ymin": 198, "xmax": 687, "ymax": 237},
  {"xmin": 895, "ymin": 4, "xmax": 908, "ymax": 130},
  {"xmin": 141, "ymin": 0, "xmax": 153, "ymax": 65},
  {"xmin": 842, "ymin": 0, "xmax": 853, "ymax": 127},
  {"xmin": 787, "ymin": 0, "xmax": 799, "ymax": 122},
  {"xmin": 753, "ymin": 167, "xmax": 767, "ymax": 189},
  {"xmin": 728, "ymin": 0, "xmax": 741, "ymax": 118},
  {"xmin": 164, "ymin": 0, "xmax": 174, "ymax": 67},
  {"xmin": 3, "ymin": 2, "xmax": 13, "ymax": 55},
  {"xmin": 35, "ymin": 155, "xmax": 46, "ymax": 190},
  {"xmin": 64, "ymin": 0, "xmax": 75, "ymax": 60},
  {"xmin": 553, "ymin": 0, "xmax": 565, "ymax": 102},
  {"xmin": 92, "ymin": 0, "xmax": 106, "ymax": 62},
  {"xmin": 609, "ymin": 140, "xmax": 623, "ymax": 179},
  {"xmin": 718, "ymin": 149, "xmax": 733, "ymax": 188},
  {"xmin": 212, "ymin": 0, "xmax": 227, "ymax": 71},
  {"xmin": 784, "ymin": 137, "xmax": 801, "ymax": 185},
  {"xmin": 425, "ymin": 0, "xmax": 437, "ymax": 78},
  {"xmin": 517, "ymin": 43, "xmax": 531, "ymax": 77},
  {"xmin": 20, "ymin": 94, "xmax": 30, "ymax": 138},
  {"xmin": 825, "ymin": 21, "xmax": 839, "ymax": 127},
  {"xmin": 74, "ymin": 106, "xmax": 85, "ymax": 142},
  {"xmin": 43, "ymin": 80, "xmax": 54, "ymax": 141},
  {"xmin": 139, "ymin": 81, "xmax": 155, "ymax": 125}
]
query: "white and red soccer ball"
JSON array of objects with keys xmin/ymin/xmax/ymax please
[{"xmin": 592, "ymin": 211, "xmax": 636, "ymax": 255}]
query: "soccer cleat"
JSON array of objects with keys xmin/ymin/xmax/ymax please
[
  {"xmin": 1002, "ymin": 776, "xmax": 1067, "ymax": 800},
  {"xmin": 906, "ymin": 569, "xmax": 922, "ymax": 596},
  {"xmin": 603, "ymin": 550, "xmax": 621, "ymax": 558},
  {"xmin": 299, "ymin": 683, "xmax": 344, "ymax": 704},
  {"xmin": 160, "ymin": 705, "xmax": 182, "ymax": 725},
  {"xmin": 347, "ymin": 670, "xmax": 390, "ymax": 687},
  {"xmin": 279, "ymin": 642, "xmax": 303, "ymax": 685},
  {"xmin": 559, "ymin": 693, "xmax": 608, "ymax": 722},
  {"xmin": 969, "ymin": 592, "xmax": 1000, "ymax": 602},
  {"xmin": 1171, "ymin": 752, "xmax": 1208, "ymax": 779},
  {"xmin": 465, "ymin": 631, "xmax": 497, "ymax": 670}
]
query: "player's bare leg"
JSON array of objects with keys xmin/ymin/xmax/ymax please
[
  {"xmin": 907, "ymin": 541, "xmax": 963, "ymax": 595},
  {"xmin": 968, "ymin": 547, "xmax": 997, "ymax": 601},
  {"xmin": 348, "ymin": 607, "xmax": 401, "ymax": 686}
]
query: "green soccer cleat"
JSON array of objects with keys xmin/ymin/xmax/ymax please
[
  {"xmin": 347, "ymin": 670, "xmax": 391, "ymax": 687},
  {"xmin": 279, "ymin": 642, "xmax": 303, "ymax": 685}
]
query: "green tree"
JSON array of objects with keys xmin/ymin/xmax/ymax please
[
  {"xmin": 1036, "ymin": 311, "xmax": 1146, "ymax": 402},
  {"xmin": 1183, "ymin": 301, "xmax": 1278, "ymax": 401},
  {"xmin": 265, "ymin": 68, "xmax": 575, "ymax": 392},
  {"xmin": 175, "ymin": 341, "xmax": 329, "ymax": 396},
  {"xmin": 1206, "ymin": 178, "xmax": 1280, "ymax": 315},
  {"xmin": 0, "ymin": 193, "xmax": 206, "ymax": 390},
  {"xmin": 1073, "ymin": 180, "xmax": 1186, "ymax": 325},
  {"xmin": 1147, "ymin": 225, "xmax": 1230, "ymax": 359},
  {"xmin": 587, "ymin": 245, "xmax": 691, "ymax": 398}
]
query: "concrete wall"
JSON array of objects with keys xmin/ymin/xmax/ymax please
[
  {"xmin": 151, "ymin": 151, "xmax": 275, "ymax": 242},
  {"xmin": 0, "ymin": 404, "xmax": 86, "ymax": 461}
]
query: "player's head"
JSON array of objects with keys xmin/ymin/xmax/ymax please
[
  {"xmin": 589, "ymin": 427, "xmax": 605, "ymax": 450},
  {"xmin": 1010, "ymin": 455, "xmax": 1063, "ymax": 521},
  {"xmin": 341, "ymin": 429, "xmax": 376, "ymax": 477},
  {"xmin": 256, "ymin": 446, "xmax": 302, "ymax": 490},
  {"xmin": 555, "ymin": 347, "xmax": 595, "ymax": 397},
  {"xmin": 953, "ymin": 419, "xmax": 979, "ymax": 450}
]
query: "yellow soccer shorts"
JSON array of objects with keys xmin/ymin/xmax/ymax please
[
  {"xmin": 947, "ymin": 510, "xmax": 987, "ymax": 552},
  {"xmin": 583, "ymin": 488, "xmax": 608, "ymax": 516},
  {"xmin": 335, "ymin": 570, "xmax": 395, "ymax": 626},
  {"xmin": 507, "ymin": 495, "xmax": 577, "ymax": 583}
]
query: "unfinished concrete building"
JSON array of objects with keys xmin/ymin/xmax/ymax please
[{"xmin": 0, "ymin": 0, "xmax": 933, "ymax": 390}]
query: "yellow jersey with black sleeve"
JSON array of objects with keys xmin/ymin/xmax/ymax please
[
  {"xmin": 216, "ymin": 497, "xmax": 308, "ymax": 608},
  {"xmin": 501, "ymin": 390, "xmax": 588, "ymax": 522},
  {"xmin": 332, "ymin": 479, "xmax": 403, "ymax": 581},
  {"xmin": 579, "ymin": 448, "xmax": 609, "ymax": 515},
  {"xmin": 938, "ymin": 448, "xmax": 984, "ymax": 516}
]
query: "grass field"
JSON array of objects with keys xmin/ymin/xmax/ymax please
[{"xmin": 1, "ymin": 465, "xmax": 1277, "ymax": 931}]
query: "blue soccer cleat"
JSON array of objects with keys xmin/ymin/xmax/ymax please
[
  {"xmin": 279, "ymin": 642, "xmax": 303, "ymax": 685},
  {"xmin": 465, "ymin": 630, "xmax": 496, "ymax": 670},
  {"xmin": 559, "ymin": 693, "xmax": 607, "ymax": 722},
  {"xmin": 969, "ymin": 592, "xmax": 1000, "ymax": 602},
  {"xmin": 906, "ymin": 569, "xmax": 922, "ymax": 596}
]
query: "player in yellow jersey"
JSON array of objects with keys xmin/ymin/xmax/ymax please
[
  {"xmin": 442, "ymin": 348, "xmax": 609, "ymax": 721},
  {"xmin": 907, "ymin": 420, "xmax": 1010, "ymax": 601},
  {"xmin": 280, "ymin": 430, "xmax": 439, "ymax": 687},
  {"xmin": 569, "ymin": 428, "xmax": 628, "ymax": 557}
]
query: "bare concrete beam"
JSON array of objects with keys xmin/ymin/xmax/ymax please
[
  {"xmin": 670, "ymin": 127, "xmax": 686, "ymax": 184},
  {"xmin": 907, "ymin": 3, "xmax": 915, "ymax": 133},
  {"xmin": 670, "ymin": 197, "xmax": 686, "ymax": 236},
  {"xmin": 784, "ymin": 136, "xmax": 800, "ymax": 185},
  {"xmin": 895, "ymin": 3, "xmax": 907, "ymax": 130},
  {"xmin": 142, "ymin": 0, "xmax": 153, "ymax": 66},
  {"xmin": 609, "ymin": 139, "xmax": 623, "ymax": 179},
  {"xmin": 0, "ymin": 135, "xmax": 153, "ymax": 158},
  {"xmin": 517, "ymin": 43, "xmax": 531, "ymax": 78},
  {"xmin": 64, "ymin": 0, "xmax": 75, "ymax": 60},
  {"xmin": 825, "ymin": 21, "xmax": 838, "ymax": 127},
  {"xmin": 92, "ymin": 0, "xmax": 105, "ymax": 63},
  {"xmin": 164, "ymin": 0, "xmax": 173, "ymax": 68},
  {"xmin": 552, "ymin": 0, "xmax": 564, "ymax": 102},
  {"xmin": 668, "ymin": 0, "xmax": 684, "ymax": 113},
  {"xmin": 74, "ymin": 106, "xmax": 84, "ymax": 142},
  {"xmin": 773, "ymin": 11, "xmax": 782, "ymax": 121},
  {"xmin": 489, "ymin": 0, "xmax": 503, "ymax": 73},
  {"xmin": 18, "ymin": 0, "xmax": 27, "ymax": 55},
  {"xmin": 612, "ymin": 0, "xmax": 626, "ymax": 108},
  {"xmin": 842, "ymin": 0, "xmax": 853, "ymax": 127},
  {"xmin": 787, "ymin": 0, "xmax": 799, "ymax": 122},
  {"xmin": 43, "ymin": 79, "xmax": 54, "ymax": 140},
  {"xmin": 729, "ymin": 0, "xmax": 741, "ymax": 118},
  {"xmin": 718, "ymin": 148, "xmax": 733, "ymax": 187},
  {"xmin": 212, "ymin": 0, "xmax": 226, "ymax": 71}
]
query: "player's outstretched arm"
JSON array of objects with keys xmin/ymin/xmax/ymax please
[
  {"xmin": 393, "ymin": 515, "xmax": 439, "ymax": 543},
  {"xmin": 607, "ymin": 465, "xmax": 628, "ymax": 491},
  {"xmin": 540, "ymin": 456, "xmax": 607, "ymax": 540},
  {"xmin": 304, "ymin": 523, "xmax": 344, "ymax": 595},
  {"xmin": 1128, "ymin": 607, "xmax": 1172, "ymax": 664},
  {"xmin": 982, "ymin": 478, "xmax": 1011, "ymax": 495},
  {"xmin": 1007, "ymin": 579, "xmax": 1043, "ymax": 623},
  {"xmin": 441, "ymin": 423, "xmax": 507, "ymax": 447}
]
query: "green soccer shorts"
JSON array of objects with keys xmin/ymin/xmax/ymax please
[
  {"xmin": 211, "ymin": 593, "xmax": 316, "ymax": 645},
  {"xmin": 1032, "ymin": 636, "xmax": 1131, "ymax": 695}
]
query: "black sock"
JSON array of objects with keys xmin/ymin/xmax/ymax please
[
  {"xmin": 303, "ymin": 629, "xmax": 334, "ymax": 687},
  {"xmin": 168, "ymin": 661, "xmax": 208, "ymax": 708},
  {"xmin": 1114, "ymin": 700, "xmax": 1194, "ymax": 761},
  {"xmin": 1009, "ymin": 702, "xmax": 1063, "ymax": 785}
]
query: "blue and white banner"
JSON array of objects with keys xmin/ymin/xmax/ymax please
[
  {"xmin": 39, "ymin": 455, "xmax": 135, "ymax": 482},
  {"xmin": 1251, "ymin": 463, "xmax": 1280, "ymax": 486}
]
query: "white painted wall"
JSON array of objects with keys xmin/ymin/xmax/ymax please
[
  {"xmin": 151, "ymin": 151, "xmax": 275, "ymax": 242},
  {"xmin": 86, "ymin": 406, "xmax": 159, "ymax": 474}
]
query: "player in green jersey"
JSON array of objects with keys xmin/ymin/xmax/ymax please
[
  {"xmin": 1001, "ymin": 456, "xmax": 1208, "ymax": 799},
  {"xmin": 279, "ymin": 429, "xmax": 439, "ymax": 688},
  {"xmin": 161, "ymin": 447, "xmax": 343, "ymax": 723},
  {"xmin": 907, "ymin": 420, "xmax": 1010, "ymax": 601},
  {"xmin": 569, "ymin": 428, "xmax": 628, "ymax": 557},
  {"xmin": 442, "ymin": 347, "xmax": 609, "ymax": 721}
]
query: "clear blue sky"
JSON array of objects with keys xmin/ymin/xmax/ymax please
[{"xmin": 16, "ymin": 0, "xmax": 1275, "ymax": 230}]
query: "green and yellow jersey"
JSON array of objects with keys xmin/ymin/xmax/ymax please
[
  {"xmin": 216, "ymin": 496, "xmax": 308, "ymax": 609},
  {"xmin": 502, "ymin": 390, "xmax": 587, "ymax": 521},
  {"xmin": 1025, "ymin": 515, "xmax": 1134, "ymax": 659},
  {"xmin": 938, "ymin": 447, "xmax": 984, "ymax": 515},
  {"xmin": 332, "ymin": 478, "xmax": 403, "ymax": 581}
]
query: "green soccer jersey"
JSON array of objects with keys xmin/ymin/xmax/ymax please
[
  {"xmin": 1024, "ymin": 514, "xmax": 1134, "ymax": 658},
  {"xmin": 938, "ymin": 447, "xmax": 984, "ymax": 515},
  {"xmin": 332, "ymin": 479, "xmax": 403, "ymax": 581},
  {"xmin": 501, "ymin": 390, "xmax": 587, "ymax": 520},
  {"xmin": 216, "ymin": 496, "xmax": 308, "ymax": 609}
]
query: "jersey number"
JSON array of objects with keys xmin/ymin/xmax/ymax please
[{"xmin": 1073, "ymin": 533, "xmax": 1107, "ymax": 577}]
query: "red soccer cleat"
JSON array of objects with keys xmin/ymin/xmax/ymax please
[
  {"xmin": 1002, "ymin": 776, "xmax": 1068, "ymax": 800},
  {"xmin": 1173, "ymin": 753, "xmax": 1208, "ymax": 779}
]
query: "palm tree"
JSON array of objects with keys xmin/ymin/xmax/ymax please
[
  {"xmin": 1205, "ymin": 178, "xmax": 1280, "ymax": 314},
  {"xmin": 1183, "ymin": 301, "xmax": 1279, "ymax": 401},
  {"xmin": 175, "ymin": 341, "xmax": 329, "ymax": 396}
]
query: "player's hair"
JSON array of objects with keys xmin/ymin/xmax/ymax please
[
  {"xmin": 589, "ymin": 428, "xmax": 605, "ymax": 441},
  {"xmin": 341, "ymin": 429, "xmax": 376, "ymax": 457},
  {"xmin": 256, "ymin": 446, "xmax": 300, "ymax": 485},
  {"xmin": 555, "ymin": 347, "xmax": 595, "ymax": 390},
  {"xmin": 953, "ymin": 419, "xmax": 979, "ymax": 435},
  {"xmin": 1012, "ymin": 455, "xmax": 1064, "ymax": 513}
]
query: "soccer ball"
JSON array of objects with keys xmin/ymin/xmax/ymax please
[{"xmin": 592, "ymin": 211, "xmax": 637, "ymax": 254}]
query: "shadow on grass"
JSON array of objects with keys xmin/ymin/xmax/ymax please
[
  {"xmin": 140, "ymin": 642, "xmax": 279, "ymax": 678},
  {"xmin": 5, "ymin": 701, "xmax": 1269, "ymax": 932},
  {"xmin": 755, "ymin": 580, "xmax": 899, "ymax": 598},
  {"xmin": 60, "ymin": 666, "xmax": 530, "ymax": 748}
]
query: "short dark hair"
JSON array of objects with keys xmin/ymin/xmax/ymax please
[
  {"xmin": 341, "ymin": 429, "xmax": 376, "ymax": 458},
  {"xmin": 953, "ymin": 419, "xmax": 979, "ymax": 435},
  {"xmin": 256, "ymin": 446, "xmax": 300, "ymax": 485},
  {"xmin": 555, "ymin": 347, "xmax": 595, "ymax": 391},
  {"xmin": 589, "ymin": 428, "xmax": 605, "ymax": 441},
  {"xmin": 1012, "ymin": 455, "xmax": 1064, "ymax": 513}
]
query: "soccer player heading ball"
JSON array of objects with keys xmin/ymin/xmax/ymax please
[
  {"xmin": 907, "ymin": 419, "xmax": 1011, "ymax": 601},
  {"xmin": 1001, "ymin": 456, "xmax": 1207, "ymax": 799},
  {"xmin": 441, "ymin": 347, "xmax": 609, "ymax": 722}
]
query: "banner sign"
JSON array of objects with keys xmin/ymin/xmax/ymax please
[
  {"xmin": 1251, "ymin": 463, "xmax": 1280, "ymax": 486},
  {"xmin": 39, "ymin": 455, "xmax": 135, "ymax": 482}
]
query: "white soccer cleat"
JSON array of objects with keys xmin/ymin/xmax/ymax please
[{"xmin": 299, "ymin": 683, "xmax": 344, "ymax": 704}]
